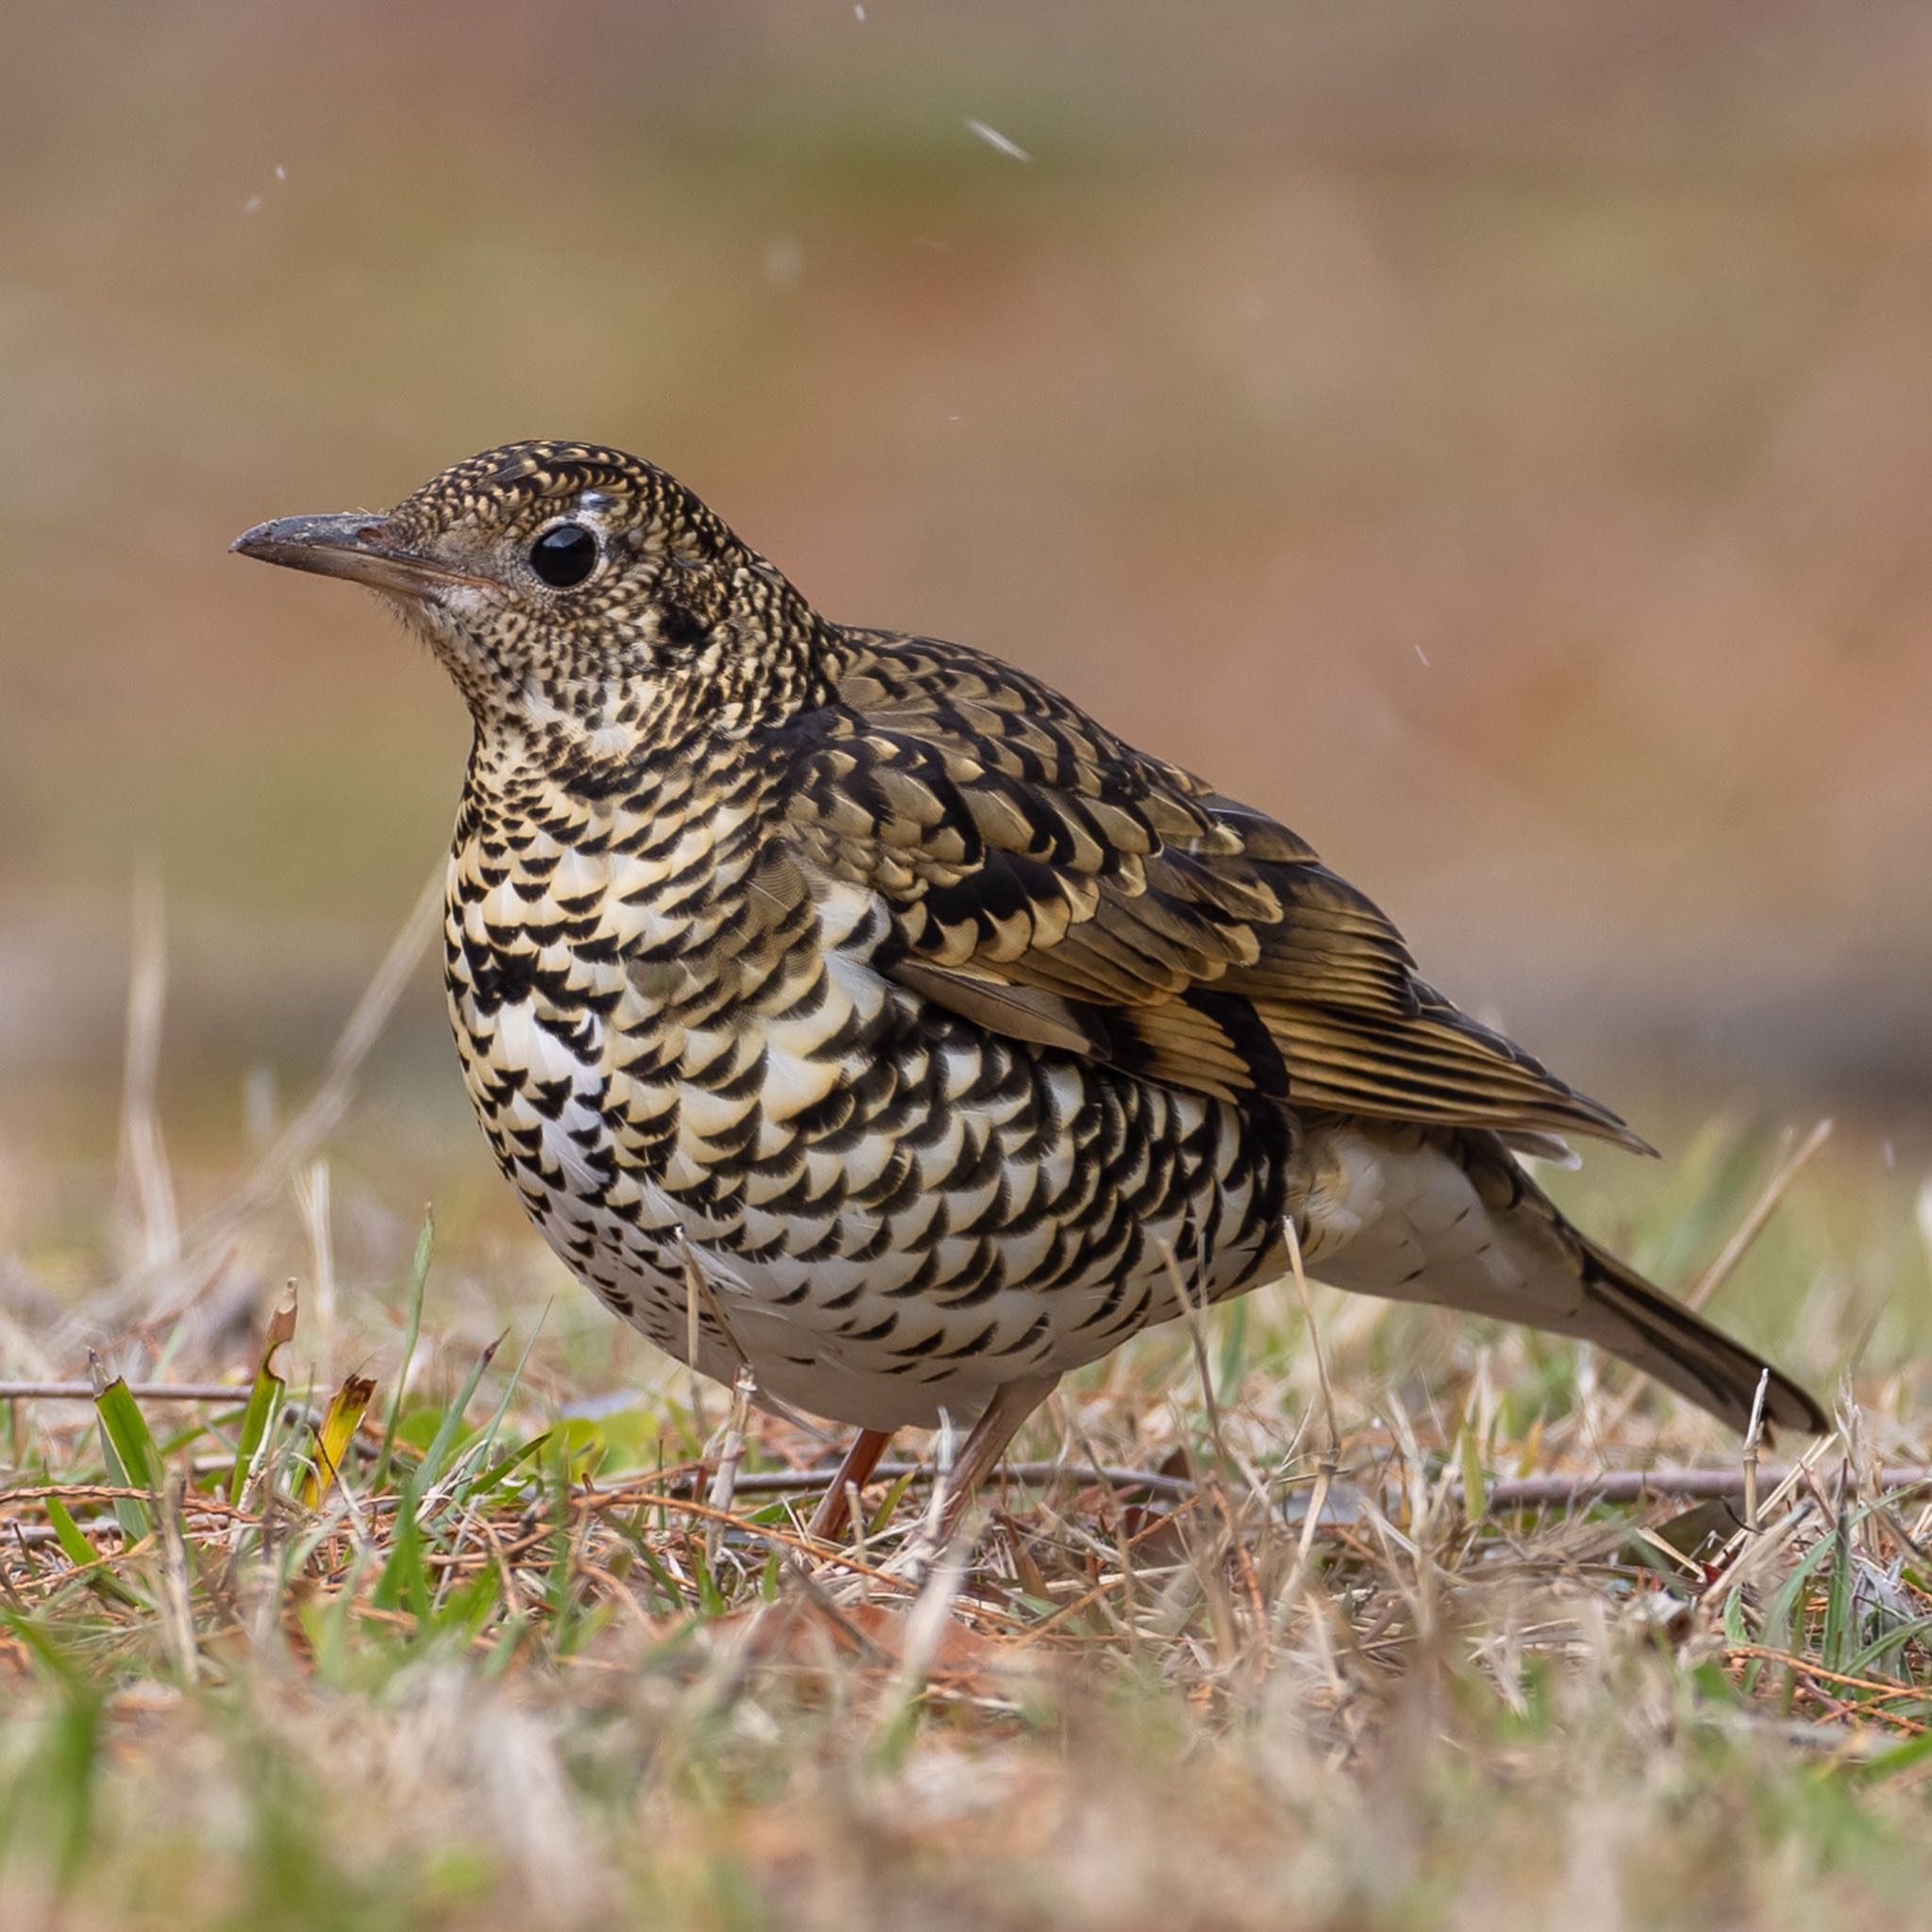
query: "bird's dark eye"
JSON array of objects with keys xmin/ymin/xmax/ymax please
[{"xmin": 529, "ymin": 522, "xmax": 600, "ymax": 589}]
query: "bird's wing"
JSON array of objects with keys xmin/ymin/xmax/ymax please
[{"xmin": 778, "ymin": 632, "xmax": 1648, "ymax": 1152}]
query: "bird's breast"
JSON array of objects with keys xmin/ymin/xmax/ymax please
[
  {"xmin": 441, "ymin": 780, "xmax": 895, "ymax": 1212},
  {"xmin": 439, "ymin": 774, "xmax": 1291, "ymax": 1422}
]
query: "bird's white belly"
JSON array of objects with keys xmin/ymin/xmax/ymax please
[
  {"xmin": 478, "ymin": 999, "xmax": 1277, "ymax": 1429},
  {"xmin": 450, "ymin": 861, "xmax": 1284, "ymax": 1430}
]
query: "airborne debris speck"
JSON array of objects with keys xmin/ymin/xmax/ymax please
[
  {"xmin": 1414, "ymin": 644, "xmax": 1431, "ymax": 667},
  {"xmin": 966, "ymin": 119, "xmax": 1032, "ymax": 163},
  {"xmin": 763, "ymin": 236, "xmax": 805, "ymax": 288},
  {"xmin": 242, "ymin": 194, "xmax": 263, "ymax": 213},
  {"xmin": 275, "ymin": 163, "xmax": 287, "ymax": 181},
  {"xmin": 853, "ymin": 2, "xmax": 866, "ymax": 18}
]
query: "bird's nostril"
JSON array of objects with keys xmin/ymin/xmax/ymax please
[{"xmin": 357, "ymin": 524, "xmax": 386, "ymax": 544}]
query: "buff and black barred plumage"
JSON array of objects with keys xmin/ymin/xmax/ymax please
[{"xmin": 234, "ymin": 441, "xmax": 1825, "ymax": 1524}]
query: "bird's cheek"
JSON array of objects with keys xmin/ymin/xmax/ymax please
[{"xmin": 440, "ymin": 582, "xmax": 504, "ymax": 627}]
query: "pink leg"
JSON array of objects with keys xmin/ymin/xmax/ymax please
[
  {"xmin": 808, "ymin": 1426, "xmax": 896, "ymax": 1541},
  {"xmin": 926, "ymin": 1374, "xmax": 1061, "ymax": 1553}
]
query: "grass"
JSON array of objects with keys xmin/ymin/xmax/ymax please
[{"xmin": 3, "ymin": 968, "xmax": 1930, "ymax": 1928}]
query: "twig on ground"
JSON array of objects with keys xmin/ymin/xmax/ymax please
[
  {"xmin": 618, "ymin": 1457, "xmax": 1932, "ymax": 1516},
  {"xmin": 0, "ymin": 1381, "xmax": 255, "ymax": 1403},
  {"xmin": 705, "ymin": 1364, "xmax": 758, "ymax": 1568},
  {"xmin": 95, "ymin": 863, "xmax": 443, "ymax": 1325}
]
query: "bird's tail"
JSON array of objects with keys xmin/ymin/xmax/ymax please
[{"xmin": 1292, "ymin": 1120, "xmax": 1827, "ymax": 1437}]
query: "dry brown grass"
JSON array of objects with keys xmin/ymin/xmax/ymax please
[
  {"xmin": 2, "ymin": 942, "xmax": 1929, "ymax": 1930},
  {"xmin": 7, "ymin": 16, "xmax": 1932, "ymax": 1923}
]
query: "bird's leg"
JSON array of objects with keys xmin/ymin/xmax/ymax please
[
  {"xmin": 905, "ymin": 1373, "xmax": 1061, "ymax": 1572},
  {"xmin": 808, "ymin": 1427, "xmax": 897, "ymax": 1541}
]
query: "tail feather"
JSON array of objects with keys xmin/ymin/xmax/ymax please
[
  {"xmin": 1295, "ymin": 1120, "xmax": 1827, "ymax": 1437},
  {"xmin": 1562, "ymin": 1233, "xmax": 1826, "ymax": 1435}
]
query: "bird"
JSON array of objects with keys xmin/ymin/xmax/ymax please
[{"xmin": 233, "ymin": 439, "xmax": 1826, "ymax": 1550}]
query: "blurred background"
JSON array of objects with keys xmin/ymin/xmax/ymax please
[{"xmin": 3, "ymin": 1, "xmax": 1928, "ymax": 1340}]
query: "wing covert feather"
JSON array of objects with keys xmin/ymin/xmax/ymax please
[{"xmin": 781, "ymin": 631, "xmax": 1648, "ymax": 1152}]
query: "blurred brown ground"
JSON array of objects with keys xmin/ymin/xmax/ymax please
[{"xmin": 4, "ymin": 0, "xmax": 1930, "ymax": 1172}]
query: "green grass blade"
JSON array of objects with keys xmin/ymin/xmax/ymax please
[
  {"xmin": 434, "ymin": 1320, "xmax": 546, "ymax": 1514},
  {"xmin": 42, "ymin": 1498, "xmax": 142, "ymax": 1608},
  {"xmin": 89, "ymin": 1365, "xmax": 158, "ymax": 1541},
  {"xmin": 415, "ymin": 1332, "xmax": 503, "ymax": 1495},
  {"xmin": 374, "ymin": 1208, "xmax": 434, "ymax": 1492},
  {"xmin": 370, "ymin": 1489, "xmax": 431, "ymax": 1625},
  {"xmin": 1859, "ymin": 1726, "xmax": 1932, "ymax": 1784},
  {"xmin": 1744, "ymin": 1526, "xmax": 1841, "ymax": 1698},
  {"xmin": 1845, "ymin": 1611, "xmax": 1932, "ymax": 1680},
  {"xmin": 464, "ymin": 1429, "xmax": 551, "ymax": 1501},
  {"xmin": 1823, "ymin": 1498, "xmax": 1857, "ymax": 1674},
  {"xmin": 94, "ymin": 1377, "xmax": 165, "ymax": 1495},
  {"xmin": 229, "ymin": 1294, "xmax": 297, "ymax": 1506}
]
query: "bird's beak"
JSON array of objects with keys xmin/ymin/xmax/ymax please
[{"xmin": 229, "ymin": 512, "xmax": 491, "ymax": 599}]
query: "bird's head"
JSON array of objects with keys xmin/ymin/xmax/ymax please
[{"xmin": 233, "ymin": 441, "xmax": 826, "ymax": 747}]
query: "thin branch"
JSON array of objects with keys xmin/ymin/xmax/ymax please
[
  {"xmin": 1470, "ymin": 1463, "xmax": 1929, "ymax": 1511},
  {"xmin": 0, "ymin": 1381, "xmax": 254, "ymax": 1403},
  {"xmin": 601, "ymin": 1457, "xmax": 1932, "ymax": 1514}
]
